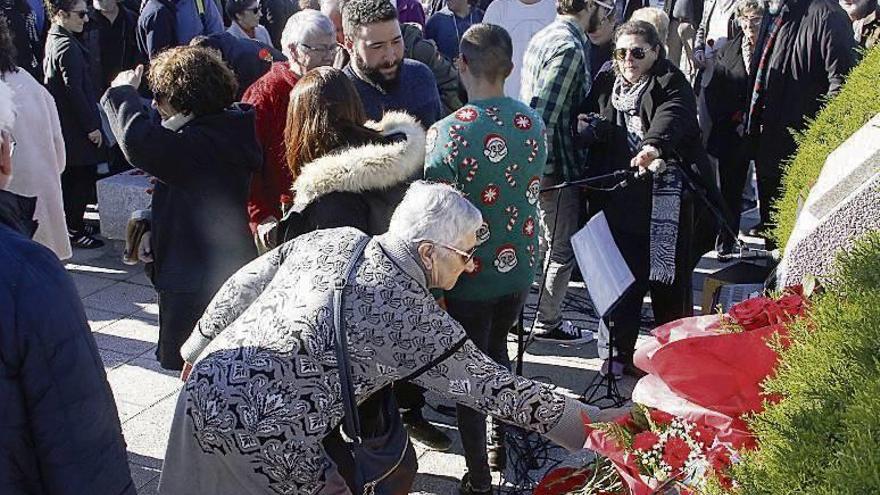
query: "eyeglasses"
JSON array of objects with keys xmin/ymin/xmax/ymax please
[
  {"xmin": 738, "ymin": 15, "xmax": 762, "ymax": 26},
  {"xmin": 70, "ymin": 9, "xmax": 89, "ymax": 18},
  {"xmin": 613, "ymin": 46, "xmax": 651, "ymax": 61},
  {"xmin": 299, "ymin": 42, "xmax": 339, "ymax": 55},
  {"xmin": 413, "ymin": 238, "xmax": 477, "ymax": 264}
]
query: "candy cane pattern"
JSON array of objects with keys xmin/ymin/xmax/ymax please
[
  {"xmin": 449, "ymin": 124, "xmax": 469, "ymax": 147},
  {"xmin": 504, "ymin": 163, "xmax": 519, "ymax": 187},
  {"xmin": 504, "ymin": 205, "xmax": 519, "ymax": 231},
  {"xmin": 525, "ymin": 139, "xmax": 539, "ymax": 163},
  {"xmin": 442, "ymin": 140, "xmax": 459, "ymax": 165},
  {"xmin": 527, "ymin": 244, "xmax": 536, "ymax": 267},
  {"xmin": 485, "ymin": 106, "xmax": 504, "ymax": 127},
  {"xmin": 460, "ymin": 157, "xmax": 479, "ymax": 182}
]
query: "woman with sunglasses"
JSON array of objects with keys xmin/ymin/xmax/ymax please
[
  {"xmin": 44, "ymin": 0, "xmax": 107, "ymax": 249},
  {"xmin": 226, "ymin": 0, "xmax": 274, "ymax": 47},
  {"xmin": 574, "ymin": 19, "xmax": 727, "ymax": 377}
]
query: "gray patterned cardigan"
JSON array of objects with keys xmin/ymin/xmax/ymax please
[{"xmin": 159, "ymin": 228, "xmax": 594, "ymax": 495}]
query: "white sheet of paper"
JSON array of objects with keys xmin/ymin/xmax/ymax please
[{"xmin": 570, "ymin": 211, "xmax": 635, "ymax": 318}]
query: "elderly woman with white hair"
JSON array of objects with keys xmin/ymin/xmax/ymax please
[
  {"xmin": 242, "ymin": 9, "xmax": 337, "ymax": 250},
  {"xmin": 160, "ymin": 181, "xmax": 609, "ymax": 495}
]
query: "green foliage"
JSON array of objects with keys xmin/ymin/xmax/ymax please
[
  {"xmin": 730, "ymin": 232, "xmax": 880, "ymax": 494},
  {"xmin": 771, "ymin": 46, "xmax": 880, "ymax": 248}
]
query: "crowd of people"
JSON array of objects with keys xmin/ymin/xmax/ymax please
[{"xmin": 0, "ymin": 0, "xmax": 869, "ymax": 490}]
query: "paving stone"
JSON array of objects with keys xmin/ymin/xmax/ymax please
[
  {"xmin": 87, "ymin": 307, "xmax": 125, "ymax": 331},
  {"xmin": 115, "ymin": 400, "xmax": 144, "ymax": 423},
  {"xmin": 108, "ymin": 360, "xmax": 182, "ymax": 408},
  {"xmin": 100, "ymin": 349, "xmax": 134, "ymax": 371},
  {"xmin": 97, "ymin": 317, "xmax": 159, "ymax": 348},
  {"xmin": 82, "ymin": 281, "xmax": 157, "ymax": 317},
  {"xmin": 71, "ymin": 272, "xmax": 119, "ymax": 298},
  {"xmin": 137, "ymin": 476, "xmax": 160, "ymax": 495},
  {"xmin": 123, "ymin": 394, "xmax": 179, "ymax": 460},
  {"xmin": 129, "ymin": 461, "xmax": 161, "ymax": 489}
]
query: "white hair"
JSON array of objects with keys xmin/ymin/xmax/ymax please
[
  {"xmin": 0, "ymin": 79, "xmax": 14, "ymax": 132},
  {"xmin": 280, "ymin": 9, "xmax": 337, "ymax": 60},
  {"xmin": 388, "ymin": 181, "xmax": 483, "ymax": 246},
  {"xmin": 319, "ymin": 0, "xmax": 338, "ymax": 15}
]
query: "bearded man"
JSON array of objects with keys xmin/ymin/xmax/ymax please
[{"xmin": 342, "ymin": 0, "xmax": 442, "ymax": 127}]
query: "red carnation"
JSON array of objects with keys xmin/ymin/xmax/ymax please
[
  {"xmin": 649, "ymin": 409, "xmax": 675, "ymax": 426},
  {"xmin": 692, "ymin": 423, "xmax": 717, "ymax": 449},
  {"xmin": 535, "ymin": 467, "xmax": 590, "ymax": 495},
  {"xmin": 614, "ymin": 413, "xmax": 639, "ymax": 432},
  {"xmin": 729, "ymin": 296, "xmax": 772, "ymax": 330},
  {"xmin": 662, "ymin": 436, "xmax": 691, "ymax": 471},
  {"xmin": 632, "ymin": 431, "xmax": 661, "ymax": 452},
  {"xmin": 707, "ymin": 445, "xmax": 732, "ymax": 472},
  {"xmin": 776, "ymin": 293, "xmax": 805, "ymax": 318},
  {"xmin": 258, "ymin": 48, "xmax": 272, "ymax": 61}
]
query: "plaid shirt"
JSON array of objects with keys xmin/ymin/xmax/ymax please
[{"xmin": 520, "ymin": 17, "xmax": 591, "ymax": 181}]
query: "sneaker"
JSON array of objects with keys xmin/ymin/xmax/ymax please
[
  {"xmin": 534, "ymin": 321, "xmax": 595, "ymax": 344},
  {"xmin": 403, "ymin": 415, "xmax": 452, "ymax": 451},
  {"xmin": 459, "ymin": 473, "xmax": 491, "ymax": 495},
  {"xmin": 68, "ymin": 229, "xmax": 105, "ymax": 249}
]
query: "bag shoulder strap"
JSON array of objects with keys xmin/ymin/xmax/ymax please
[{"xmin": 332, "ymin": 236, "xmax": 370, "ymax": 443}]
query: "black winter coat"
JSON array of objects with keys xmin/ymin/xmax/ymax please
[
  {"xmin": 1, "ymin": 0, "xmax": 44, "ymax": 80},
  {"xmin": 82, "ymin": 5, "xmax": 141, "ymax": 95},
  {"xmin": 43, "ymin": 25, "xmax": 105, "ymax": 167},
  {"xmin": 0, "ymin": 190, "xmax": 135, "ymax": 495},
  {"xmin": 704, "ymin": 30, "xmax": 750, "ymax": 158},
  {"xmin": 578, "ymin": 59, "xmax": 724, "ymax": 236},
  {"xmin": 102, "ymin": 86, "xmax": 260, "ymax": 293},
  {"xmin": 752, "ymin": 0, "xmax": 855, "ymax": 175},
  {"xmin": 194, "ymin": 32, "xmax": 286, "ymax": 99}
]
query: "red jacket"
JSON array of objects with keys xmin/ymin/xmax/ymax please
[{"xmin": 242, "ymin": 62, "xmax": 299, "ymax": 233}]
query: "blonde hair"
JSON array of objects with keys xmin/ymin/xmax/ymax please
[{"xmin": 630, "ymin": 7, "xmax": 669, "ymax": 48}]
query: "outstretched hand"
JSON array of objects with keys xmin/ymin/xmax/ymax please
[{"xmin": 111, "ymin": 64, "xmax": 145, "ymax": 89}]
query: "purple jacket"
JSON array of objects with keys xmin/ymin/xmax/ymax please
[{"xmin": 397, "ymin": 0, "xmax": 426, "ymax": 26}]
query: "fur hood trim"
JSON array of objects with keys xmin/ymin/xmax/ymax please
[{"xmin": 292, "ymin": 111, "xmax": 426, "ymax": 209}]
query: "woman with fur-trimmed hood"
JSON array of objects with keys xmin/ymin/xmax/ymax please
[{"xmin": 278, "ymin": 66, "xmax": 425, "ymax": 241}]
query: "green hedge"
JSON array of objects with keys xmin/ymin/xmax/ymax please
[
  {"xmin": 729, "ymin": 231, "xmax": 880, "ymax": 494},
  {"xmin": 771, "ymin": 46, "xmax": 880, "ymax": 249}
]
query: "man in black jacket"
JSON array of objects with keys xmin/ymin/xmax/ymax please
[
  {"xmin": 745, "ymin": 0, "xmax": 855, "ymax": 247},
  {"xmin": 84, "ymin": 0, "xmax": 140, "ymax": 94},
  {"xmin": 0, "ymin": 79, "xmax": 136, "ymax": 495}
]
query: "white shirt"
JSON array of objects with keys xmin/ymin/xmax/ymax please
[
  {"xmin": 483, "ymin": 0, "xmax": 557, "ymax": 99},
  {"xmin": 227, "ymin": 21, "xmax": 274, "ymax": 48}
]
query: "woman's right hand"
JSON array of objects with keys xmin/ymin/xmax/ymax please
[{"xmin": 180, "ymin": 361, "xmax": 193, "ymax": 381}]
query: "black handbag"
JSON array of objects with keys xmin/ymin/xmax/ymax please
[{"xmin": 330, "ymin": 238, "xmax": 418, "ymax": 495}]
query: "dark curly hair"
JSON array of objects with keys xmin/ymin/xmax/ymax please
[
  {"xmin": 0, "ymin": 16, "xmax": 18, "ymax": 74},
  {"xmin": 44, "ymin": 0, "xmax": 81, "ymax": 19},
  {"xmin": 147, "ymin": 46, "xmax": 238, "ymax": 116},
  {"xmin": 342, "ymin": 0, "xmax": 397, "ymax": 38}
]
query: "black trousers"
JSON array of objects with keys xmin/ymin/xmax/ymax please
[
  {"xmin": 61, "ymin": 165, "xmax": 97, "ymax": 233},
  {"xmin": 608, "ymin": 194, "xmax": 695, "ymax": 361},
  {"xmin": 447, "ymin": 291, "xmax": 528, "ymax": 490},
  {"xmin": 156, "ymin": 290, "xmax": 215, "ymax": 371},
  {"xmin": 717, "ymin": 141, "xmax": 752, "ymax": 251}
]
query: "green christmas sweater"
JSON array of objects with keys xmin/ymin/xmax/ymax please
[{"xmin": 424, "ymin": 96, "xmax": 548, "ymax": 301}]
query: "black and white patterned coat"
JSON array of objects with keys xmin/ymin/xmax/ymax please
[{"xmin": 159, "ymin": 228, "xmax": 592, "ymax": 494}]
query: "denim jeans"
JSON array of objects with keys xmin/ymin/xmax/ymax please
[
  {"xmin": 535, "ymin": 184, "xmax": 583, "ymax": 330},
  {"xmin": 446, "ymin": 290, "xmax": 529, "ymax": 490}
]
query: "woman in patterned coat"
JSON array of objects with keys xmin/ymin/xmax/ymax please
[{"xmin": 159, "ymin": 182, "xmax": 611, "ymax": 495}]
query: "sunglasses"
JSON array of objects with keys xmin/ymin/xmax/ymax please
[
  {"xmin": 414, "ymin": 239, "xmax": 477, "ymax": 264},
  {"xmin": 613, "ymin": 46, "xmax": 651, "ymax": 61},
  {"xmin": 70, "ymin": 9, "xmax": 88, "ymax": 18}
]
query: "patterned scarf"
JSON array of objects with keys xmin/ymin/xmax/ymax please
[
  {"xmin": 746, "ymin": 8, "xmax": 786, "ymax": 135},
  {"xmin": 611, "ymin": 75, "xmax": 650, "ymax": 153},
  {"xmin": 612, "ymin": 74, "xmax": 683, "ymax": 284},
  {"xmin": 742, "ymin": 35, "xmax": 755, "ymax": 76}
]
